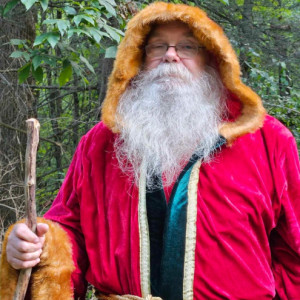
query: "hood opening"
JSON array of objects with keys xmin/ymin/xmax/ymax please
[{"xmin": 101, "ymin": 2, "xmax": 266, "ymax": 145}]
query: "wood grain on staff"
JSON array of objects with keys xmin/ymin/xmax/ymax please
[{"xmin": 13, "ymin": 118, "xmax": 40, "ymax": 300}]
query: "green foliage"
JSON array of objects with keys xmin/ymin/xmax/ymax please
[
  {"xmin": 219, "ymin": 0, "xmax": 229, "ymax": 5},
  {"xmin": 2, "ymin": 0, "xmax": 299, "ymax": 237},
  {"xmin": 18, "ymin": 63, "xmax": 31, "ymax": 83},
  {"xmin": 20, "ymin": 0, "xmax": 37, "ymax": 10},
  {"xmin": 9, "ymin": 0, "xmax": 124, "ymax": 85},
  {"xmin": 0, "ymin": 0, "xmax": 19, "ymax": 17},
  {"xmin": 194, "ymin": 0, "xmax": 300, "ymax": 147},
  {"xmin": 32, "ymin": 66, "xmax": 43, "ymax": 82},
  {"xmin": 0, "ymin": 0, "xmax": 299, "ymax": 294},
  {"xmin": 105, "ymin": 45, "xmax": 117, "ymax": 58},
  {"xmin": 58, "ymin": 60, "xmax": 72, "ymax": 86},
  {"xmin": 10, "ymin": 50, "xmax": 30, "ymax": 61}
]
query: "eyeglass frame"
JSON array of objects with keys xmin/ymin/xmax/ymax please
[{"xmin": 144, "ymin": 43, "xmax": 205, "ymax": 59}]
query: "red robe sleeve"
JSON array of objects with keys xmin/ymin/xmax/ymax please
[
  {"xmin": 271, "ymin": 134, "xmax": 300, "ymax": 299},
  {"xmin": 44, "ymin": 135, "xmax": 89, "ymax": 299}
]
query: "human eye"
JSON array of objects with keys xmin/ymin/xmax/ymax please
[
  {"xmin": 150, "ymin": 43, "xmax": 166, "ymax": 49},
  {"xmin": 145, "ymin": 43, "xmax": 167, "ymax": 58},
  {"xmin": 178, "ymin": 43, "xmax": 197, "ymax": 51}
]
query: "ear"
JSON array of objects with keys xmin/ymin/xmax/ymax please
[{"xmin": 203, "ymin": 50, "xmax": 217, "ymax": 69}]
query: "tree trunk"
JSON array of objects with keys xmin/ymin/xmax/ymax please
[{"xmin": 0, "ymin": 0, "xmax": 36, "ymax": 252}]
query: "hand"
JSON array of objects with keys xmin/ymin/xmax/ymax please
[{"xmin": 6, "ymin": 222, "xmax": 49, "ymax": 270}]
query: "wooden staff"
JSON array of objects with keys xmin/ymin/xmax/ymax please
[{"xmin": 13, "ymin": 118, "xmax": 40, "ymax": 300}]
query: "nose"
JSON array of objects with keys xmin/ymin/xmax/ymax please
[{"xmin": 163, "ymin": 46, "xmax": 180, "ymax": 63}]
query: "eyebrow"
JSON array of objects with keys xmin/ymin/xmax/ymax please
[
  {"xmin": 184, "ymin": 32, "xmax": 195, "ymax": 38},
  {"xmin": 149, "ymin": 31, "xmax": 195, "ymax": 39}
]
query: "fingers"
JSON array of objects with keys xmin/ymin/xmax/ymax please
[
  {"xmin": 14, "ymin": 223, "xmax": 39, "ymax": 243},
  {"xmin": 6, "ymin": 222, "xmax": 47, "ymax": 270},
  {"xmin": 36, "ymin": 223, "xmax": 49, "ymax": 248},
  {"xmin": 9, "ymin": 257, "xmax": 40, "ymax": 270},
  {"xmin": 8, "ymin": 238, "xmax": 42, "ymax": 253},
  {"xmin": 36, "ymin": 223, "xmax": 49, "ymax": 246},
  {"xmin": 11, "ymin": 247, "xmax": 42, "ymax": 261},
  {"xmin": 36, "ymin": 223, "xmax": 49, "ymax": 237}
]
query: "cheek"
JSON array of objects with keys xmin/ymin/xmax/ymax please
[
  {"xmin": 144, "ymin": 57, "xmax": 161, "ymax": 70},
  {"xmin": 182, "ymin": 56, "xmax": 205, "ymax": 75}
]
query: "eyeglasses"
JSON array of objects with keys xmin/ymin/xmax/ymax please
[{"xmin": 145, "ymin": 43, "xmax": 204, "ymax": 59}]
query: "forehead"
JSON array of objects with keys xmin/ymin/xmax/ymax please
[{"xmin": 148, "ymin": 21, "xmax": 196, "ymax": 41}]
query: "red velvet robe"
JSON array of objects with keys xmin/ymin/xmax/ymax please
[{"xmin": 45, "ymin": 112, "xmax": 300, "ymax": 300}]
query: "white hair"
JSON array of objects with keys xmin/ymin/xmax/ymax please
[{"xmin": 114, "ymin": 63, "xmax": 226, "ymax": 188}]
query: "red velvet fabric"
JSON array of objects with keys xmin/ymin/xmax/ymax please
[
  {"xmin": 193, "ymin": 115, "xmax": 300, "ymax": 299},
  {"xmin": 44, "ymin": 111, "xmax": 300, "ymax": 299}
]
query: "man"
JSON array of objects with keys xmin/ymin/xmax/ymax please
[{"xmin": 1, "ymin": 2, "xmax": 299, "ymax": 300}]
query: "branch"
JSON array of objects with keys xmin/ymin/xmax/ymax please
[
  {"xmin": 22, "ymin": 84, "xmax": 98, "ymax": 91},
  {"xmin": 265, "ymin": 103, "xmax": 300, "ymax": 115},
  {"xmin": 0, "ymin": 69, "xmax": 19, "ymax": 73},
  {"xmin": 0, "ymin": 121, "xmax": 64, "ymax": 148},
  {"xmin": 0, "ymin": 203, "xmax": 18, "ymax": 212},
  {"xmin": 14, "ymin": 119, "xmax": 40, "ymax": 300},
  {"xmin": 0, "ymin": 79, "xmax": 99, "ymax": 91}
]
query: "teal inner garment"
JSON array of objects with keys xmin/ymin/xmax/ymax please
[{"xmin": 146, "ymin": 136, "xmax": 226, "ymax": 300}]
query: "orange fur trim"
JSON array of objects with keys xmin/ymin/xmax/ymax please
[
  {"xmin": 101, "ymin": 2, "xmax": 266, "ymax": 144},
  {"xmin": 0, "ymin": 218, "xmax": 74, "ymax": 300}
]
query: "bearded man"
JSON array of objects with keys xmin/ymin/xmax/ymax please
[{"xmin": 1, "ymin": 2, "xmax": 300, "ymax": 300}]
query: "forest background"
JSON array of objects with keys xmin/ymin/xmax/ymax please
[{"xmin": 0, "ymin": 0, "xmax": 299, "ymax": 270}]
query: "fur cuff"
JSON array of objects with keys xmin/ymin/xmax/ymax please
[{"xmin": 0, "ymin": 217, "xmax": 75, "ymax": 299}]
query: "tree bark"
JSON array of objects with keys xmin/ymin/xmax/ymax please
[{"xmin": 0, "ymin": 0, "xmax": 36, "ymax": 251}]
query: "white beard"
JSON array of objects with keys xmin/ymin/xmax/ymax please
[{"xmin": 114, "ymin": 63, "xmax": 226, "ymax": 188}]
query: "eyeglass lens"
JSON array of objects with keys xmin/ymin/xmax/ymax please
[{"xmin": 145, "ymin": 44, "xmax": 200, "ymax": 58}]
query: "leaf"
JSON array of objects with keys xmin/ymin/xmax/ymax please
[
  {"xmin": 42, "ymin": 56, "xmax": 56, "ymax": 66},
  {"xmin": 10, "ymin": 51, "xmax": 24, "ymax": 58},
  {"xmin": 32, "ymin": 66, "xmax": 43, "ymax": 82},
  {"xmin": 100, "ymin": 0, "xmax": 116, "ymax": 6},
  {"xmin": 103, "ymin": 24, "xmax": 120, "ymax": 43},
  {"xmin": 32, "ymin": 55, "xmax": 43, "ymax": 69},
  {"xmin": 83, "ymin": 8, "xmax": 98, "ymax": 15},
  {"xmin": 74, "ymin": 14, "xmax": 95, "ymax": 26},
  {"xmin": 47, "ymin": 32, "xmax": 60, "ymax": 48},
  {"xmin": 105, "ymin": 46, "xmax": 117, "ymax": 58},
  {"xmin": 20, "ymin": 0, "xmax": 37, "ymax": 10},
  {"xmin": 83, "ymin": 76, "xmax": 89, "ymax": 84},
  {"xmin": 73, "ymin": 15, "xmax": 83, "ymax": 27},
  {"xmin": 43, "ymin": 19, "xmax": 59, "ymax": 25},
  {"xmin": 81, "ymin": 15, "xmax": 95, "ymax": 25},
  {"xmin": 33, "ymin": 33, "xmax": 48, "ymax": 46},
  {"xmin": 280, "ymin": 62, "xmax": 286, "ymax": 69},
  {"xmin": 87, "ymin": 27, "xmax": 105, "ymax": 43},
  {"xmin": 101, "ymin": 1, "xmax": 116, "ymax": 17},
  {"xmin": 80, "ymin": 55, "xmax": 95, "ymax": 74},
  {"xmin": 10, "ymin": 51, "xmax": 30, "ymax": 61},
  {"xmin": 18, "ymin": 63, "xmax": 31, "ymax": 83},
  {"xmin": 40, "ymin": 0, "xmax": 48, "ymax": 11},
  {"xmin": 67, "ymin": 29, "xmax": 91, "ymax": 38},
  {"xmin": 23, "ymin": 52, "xmax": 30, "ymax": 61},
  {"xmin": 10, "ymin": 39, "xmax": 26, "ymax": 45},
  {"xmin": 113, "ymin": 28, "xmax": 124, "ymax": 36},
  {"xmin": 64, "ymin": 6, "xmax": 77, "ymax": 15},
  {"xmin": 3, "ymin": 0, "xmax": 18, "ymax": 16},
  {"xmin": 70, "ymin": 61, "xmax": 82, "ymax": 76},
  {"xmin": 57, "ymin": 20, "xmax": 70, "ymax": 35},
  {"xmin": 44, "ymin": 20, "xmax": 71, "ymax": 34},
  {"xmin": 219, "ymin": 0, "xmax": 229, "ymax": 4},
  {"xmin": 59, "ymin": 60, "xmax": 72, "ymax": 86}
]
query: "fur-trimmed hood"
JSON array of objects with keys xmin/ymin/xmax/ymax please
[{"xmin": 101, "ymin": 2, "xmax": 266, "ymax": 144}]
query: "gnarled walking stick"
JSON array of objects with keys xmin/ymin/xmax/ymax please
[{"xmin": 13, "ymin": 118, "xmax": 40, "ymax": 300}]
